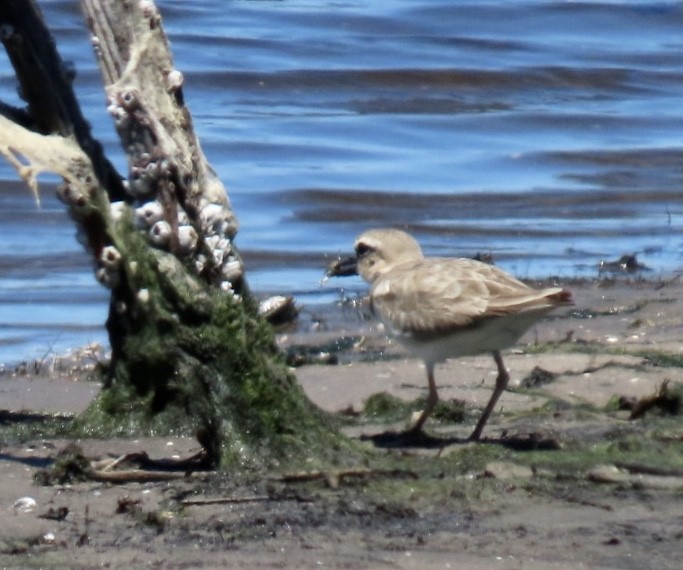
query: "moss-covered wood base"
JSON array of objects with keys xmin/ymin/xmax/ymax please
[{"xmin": 73, "ymin": 226, "xmax": 359, "ymax": 470}]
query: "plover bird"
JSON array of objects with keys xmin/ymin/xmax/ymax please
[{"xmin": 328, "ymin": 228, "xmax": 572, "ymax": 441}]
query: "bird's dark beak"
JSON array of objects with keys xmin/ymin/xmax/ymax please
[{"xmin": 325, "ymin": 255, "xmax": 358, "ymax": 277}]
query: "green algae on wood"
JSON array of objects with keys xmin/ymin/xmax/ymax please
[{"xmin": 72, "ymin": 223, "xmax": 358, "ymax": 470}]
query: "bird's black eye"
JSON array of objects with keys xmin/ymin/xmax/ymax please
[{"xmin": 355, "ymin": 242, "xmax": 372, "ymax": 257}]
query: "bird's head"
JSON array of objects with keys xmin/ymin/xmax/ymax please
[{"xmin": 326, "ymin": 228, "xmax": 423, "ymax": 284}]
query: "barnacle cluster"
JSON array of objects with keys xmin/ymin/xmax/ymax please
[
  {"xmin": 112, "ymin": 192, "xmax": 242, "ymax": 296},
  {"xmin": 101, "ymin": 91, "xmax": 241, "ymax": 297}
]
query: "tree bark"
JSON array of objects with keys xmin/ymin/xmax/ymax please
[{"xmin": 0, "ymin": 0, "xmax": 355, "ymax": 469}]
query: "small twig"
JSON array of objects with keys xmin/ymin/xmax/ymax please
[
  {"xmin": 96, "ymin": 450, "xmax": 210, "ymax": 472},
  {"xmin": 180, "ymin": 496, "xmax": 272, "ymax": 507},
  {"xmin": 98, "ymin": 453, "xmax": 138, "ymax": 472},
  {"xmin": 34, "ymin": 334, "xmax": 61, "ymax": 375},
  {"xmin": 275, "ymin": 468, "xmax": 418, "ymax": 489}
]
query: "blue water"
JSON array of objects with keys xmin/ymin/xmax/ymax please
[{"xmin": 1, "ymin": 0, "xmax": 683, "ymax": 365}]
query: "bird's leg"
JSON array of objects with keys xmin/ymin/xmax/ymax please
[
  {"xmin": 407, "ymin": 363, "xmax": 438, "ymax": 433},
  {"xmin": 468, "ymin": 351, "xmax": 509, "ymax": 441}
]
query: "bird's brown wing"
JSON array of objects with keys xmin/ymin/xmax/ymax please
[{"xmin": 370, "ymin": 258, "xmax": 569, "ymax": 335}]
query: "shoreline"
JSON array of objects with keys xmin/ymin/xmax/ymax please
[
  {"xmin": 1, "ymin": 277, "xmax": 683, "ymax": 568},
  {"xmin": 1, "ymin": 265, "xmax": 676, "ymax": 370},
  {"xmin": 2, "ymin": 277, "xmax": 682, "ymax": 416}
]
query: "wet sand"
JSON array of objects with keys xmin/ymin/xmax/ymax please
[{"xmin": 1, "ymin": 278, "xmax": 683, "ymax": 569}]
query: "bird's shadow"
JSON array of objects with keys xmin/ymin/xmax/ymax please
[
  {"xmin": 360, "ymin": 430, "xmax": 464, "ymax": 449},
  {"xmin": 360, "ymin": 429, "xmax": 561, "ymax": 451}
]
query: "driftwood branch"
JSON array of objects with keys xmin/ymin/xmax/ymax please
[
  {"xmin": 0, "ymin": 115, "xmax": 91, "ymax": 204},
  {"xmin": 0, "ymin": 0, "xmax": 127, "ymax": 201},
  {"xmin": 83, "ymin": 0, "xmax": 229, "ymax": 204},
  {"xmin": 81, "ymin": 0, "xmax": 242, "ymax": 289},
  {"xmin": 36, "ymin": 444, "xmax": 215, "ymax": 485},
  {"xmin": 0, "ymin": 0, "xmax": 347, "ymax": 469},
  {"xmin": 1, "ymin": 0, "xmax": 243, "ymax": 293},
  {"xmin": 0, "ymin": 0, "xmax": 126, "ymax": 277}
]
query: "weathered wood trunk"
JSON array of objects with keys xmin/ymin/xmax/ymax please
[{"xmin": 0, "ymin": 0, "xmax": 355, "ymax": 469}]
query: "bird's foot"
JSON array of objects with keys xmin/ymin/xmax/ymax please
[{"xmin": 467, "ymin": 430, "xmax": 482, "ymax": 443}]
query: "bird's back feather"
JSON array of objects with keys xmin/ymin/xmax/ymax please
[{"xmin": 371, "ymin": 257, "xmax": 571, "ymax": 337}]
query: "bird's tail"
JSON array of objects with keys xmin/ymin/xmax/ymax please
[{"xmin": 547, "ymin": 288, "xmax": 574, "ymax": 306}]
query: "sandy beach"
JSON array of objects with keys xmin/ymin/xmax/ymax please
[{"xmin": 1, "ymin": 278, "xmax": 683, "ymax": 569}]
